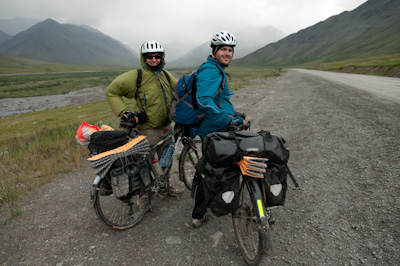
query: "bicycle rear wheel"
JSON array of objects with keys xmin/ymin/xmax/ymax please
[
  {"xmin": 93, "ymin": 176, "xmax": 150, "ymax": 230},
  {"xmin": 179, "ymin": 139, "xmax": 201, "ymax": 190},
  {"xmin": 232, "ymin": 178, "xmax": 270, "ymax": 266}
]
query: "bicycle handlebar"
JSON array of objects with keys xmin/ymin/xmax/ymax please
[{"xmin": 227, "ymin": 120, "xmax": 251, "ymax": 132}]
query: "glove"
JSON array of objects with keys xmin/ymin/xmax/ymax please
[
  {"xmin": 230, "ymin": 116, "xmax": 245, "ymax": 125},
  {"xmin": 234, "ymin": 111, "xmax": 246, "ymax": 120},
  {"xmin": 121, "ymin": 111, "xmax": 136, "ymax": 122},
  {"xmin": 136, "ymin": 110, "xmax": 147, "ymax": 124}
]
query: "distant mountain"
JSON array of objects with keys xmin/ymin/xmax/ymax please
[
  {"xmin": 0, "ymin": 19, "xmax": 140, "ymax": 67},
  {"xmin": 0, "ymin": 30, "xmax": 12, "ymax": 45},
  {"xmin": 164, "ymin": 41, "xmax": 196, "ymax": 62},
  {"xmin": 234, "ymin": 0, "xmax": 400, "ymax": 68},
  {"xmin": 168, "ymin": 26, "xmax": 286, "ymax": 68},
  {"xmin": 0, "ymin": 17, "xmax": 39, "ymax": 36}
]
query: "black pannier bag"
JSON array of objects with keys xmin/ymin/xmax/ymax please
[
  {"xmin": 109, "ymin": 159, "xmax": 151, "ymax": 199},
  {"xmin": 88, "ymin": 131, "xmax": 128, "ymax": 154},
  {"xmin": 238, "ymin": 130, "xmax": 289, "ymax": 164},
  {"xmin": 203, "ymin": 132, "xmax": 241, "ymax": 168},
  {"xmin": 258, "ymin": 130, "xmax": 290, "ymax": 164},
  {"xmin": 202, "ymin": 162, "xmax": 240, "ymax": 217},
  {"xmin": 263, "ymin": 163, "xmax": 288, "ymax": 206}
]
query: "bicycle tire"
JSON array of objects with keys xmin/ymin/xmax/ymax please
[
  {"xmin": 93, "ymin": 176, "xmax": 150, "ymax": 230},
  {"xmin": 179, "ymin": 140, "xmax": 201, "ymax": 190},
  {"xmin": 232, "ymin": 178, "xmax": 270, "ymax": 266}
]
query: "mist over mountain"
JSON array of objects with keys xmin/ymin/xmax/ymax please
[
  {"xmin": 234, "ymin": 0, "xmax": 400, "ymax": 68},
  {"xmin": 0, "ymin": 17, "xmax": 39, "ymax": 36},
  {"xmin": 168, "ymin": 26, "xmax": 286, "ymax": 68},
  {"xmin": 0, "ymin": 0, "xmax": 396, "ymax": 71},
  {"xmin": 0, "ymin": 30, "xmax": 12, "ymax": 45},
  {"xmin": 0, "ymin": 19, "xmax": 140, "ymax": 67}
]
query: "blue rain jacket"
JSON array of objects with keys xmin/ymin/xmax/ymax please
[{"xmin": 196, "ymin": 56, "xmax": 234, "ymax": 139}]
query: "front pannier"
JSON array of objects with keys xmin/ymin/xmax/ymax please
[
  {"xmin": 202, "ymin": 162, "xmax": 240, "ymax": 217},
  {"xmin": 263, "ymin": 163, "xmax": 288, "ymax": 206}
]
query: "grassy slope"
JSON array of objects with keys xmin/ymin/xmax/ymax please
[{"xmin": 0, "ymin": 54, "xmax": 129, "ymax": 74}]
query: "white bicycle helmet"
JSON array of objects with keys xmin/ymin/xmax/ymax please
[
  {"xmin": 211, "ymin": 31, "xmax": 237, "ymax": 47},
  {"xmin": 140, "ymin": 41, "xmax": 165, "ymax": 54}
]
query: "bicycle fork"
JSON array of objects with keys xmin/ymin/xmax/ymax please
[{"xmin": 245, "ymin": 178, "xmax": 269, "ymax": 231}]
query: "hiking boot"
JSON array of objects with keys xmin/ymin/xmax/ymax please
[
  {"xmin": 168, "ymin": 186, "xmax": 183, "ymax": 197},
  {"xmin": 192, "ymin": 216, "xmax": 206, "ymax": 228},
  {"xmin": 137, "ymin": 194, "xmax": 149, "ymax": 210},
  {"xmin": 159, "ymin": 185, "xmax": 183, "ymax": 198}
]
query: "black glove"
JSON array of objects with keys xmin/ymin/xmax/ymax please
[
  {"xmin": 234, "ymin": 111, "xmax": 246, "ymax": 120},
  {"xmin": 121, "ymin": 111, "xmax": 136, "ymax": 122},
  {"xmin": 136, "ymin": 110, "xmax": 147, "ymax": 124}
]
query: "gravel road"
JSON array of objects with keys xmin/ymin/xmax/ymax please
[{"xmin": 1, "ymin": 69, "xmax": 399, "ymax": 266}]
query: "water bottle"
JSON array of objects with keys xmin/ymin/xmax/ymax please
[
  {"xmin": 151, "ymin": 157, "xmax": 163, "ymax": 176},
  {"xmin": 159, "ymin": 141, "xmax": 175, "ymax": 167}
]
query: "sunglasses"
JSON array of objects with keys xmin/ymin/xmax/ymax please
[{"xmin": 145, "ymin": 54, "xmax": 162, "ymax": 60}]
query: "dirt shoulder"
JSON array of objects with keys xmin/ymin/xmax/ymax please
[{"xmin": 1, "ymin": 70, "xmax": 399, "ymax": 265}]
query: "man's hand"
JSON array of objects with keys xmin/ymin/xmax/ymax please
[
  {"xmin": 234, "ymin": 111, "xmax": 246, "ymax": 120},
  {"xmin": 230, "ymin": 116, "xmax": 245, "ymax": 126},
  {"xmin": 122, "ymin": 111, "xmax": 136, "ymax": 123},
  {"xmin": 136, "ymin": 110, "xmax": 147, "ymax": 124}
]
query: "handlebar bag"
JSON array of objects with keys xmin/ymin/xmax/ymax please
[
  {"xmin": 88, "ymin": 130, "xmax": 128, "ymax": 154},
  {"xmin": 237, "ymin": 130, "xmax": 290, "ymax": 164},
  {"xmin": 203, "ymin": 132, "xmax": 240, "ymax": 168},
  {"xmin": 259, "ymin": 131, "xmax": 289, "ymax": 164}
]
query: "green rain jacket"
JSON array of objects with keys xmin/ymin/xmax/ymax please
[{"xmin": 106, "ymin": 52, "xmax": 177, "ymax": 130}]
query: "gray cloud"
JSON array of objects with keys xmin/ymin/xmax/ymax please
[{"xmin": 0, "ymin": 0, "xmax": 367, "ymax": 49}]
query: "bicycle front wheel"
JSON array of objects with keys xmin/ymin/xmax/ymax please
[
  {"xmin": 93, "ymin": 176, "xmax": 150, "ymax": 230},
  {"xmin": 179, "ymin": 140, "xmax": 201, "ymax": 190},
  {"xmin": 232, "ymin": 178, "xmax": 270, "ymax": 266}
]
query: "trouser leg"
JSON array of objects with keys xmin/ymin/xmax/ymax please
[
  {"xmin": 138, "ymin": 125, "xmax": 172, "ymax": 179},
  {"xmin": 192, "ymin": 181, "xmax": 207, "ymax": 219}
]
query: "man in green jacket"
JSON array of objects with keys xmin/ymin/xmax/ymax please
[{"xmin": 106, "ymin": 41, "xmax": 181, "ymax": 197}]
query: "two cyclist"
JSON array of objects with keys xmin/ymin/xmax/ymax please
[{"xmin": 105, "ymin": 32, "xmax": 246, "ymax": 225}]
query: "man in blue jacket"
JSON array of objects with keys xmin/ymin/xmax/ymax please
[{"xmin": 192, "ymin": 31, "xmax": 246, "ymax": 228}]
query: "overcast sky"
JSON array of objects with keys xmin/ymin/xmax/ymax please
[{"xmin": 1, "ymin": 0, "xmax": 367, "ymax": 50}]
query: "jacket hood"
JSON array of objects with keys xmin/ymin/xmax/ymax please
[{"xmin": 140, "ymin": 52, "xmax": 166, "ymax": 71}]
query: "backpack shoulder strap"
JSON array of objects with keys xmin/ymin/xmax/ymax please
[
  {"xmin": 162, "ymin": 69, "xmax": 171, "ymax": 84},
  {"xmin": 135, "ymin": 69, "xmax": 142, "ymax": 99},
  {"xmin": 214, "ymin": 65, "xmax": 226, "ymax": 107}
]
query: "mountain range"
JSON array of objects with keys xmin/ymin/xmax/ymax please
[
  {"xmin": 233, "ymin": 0, "xmax": 400, "ymax": 68},
  {"xmin": 0, "ymin": 19, "xmax": 140, "ymax": 67},
  {"xmin": 0, "ymin": 18, "xmax": 285, "ymax": 68},
  {"xmin": 0, "ymin": 0, "xmax": 398, "ymax": 70}
]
